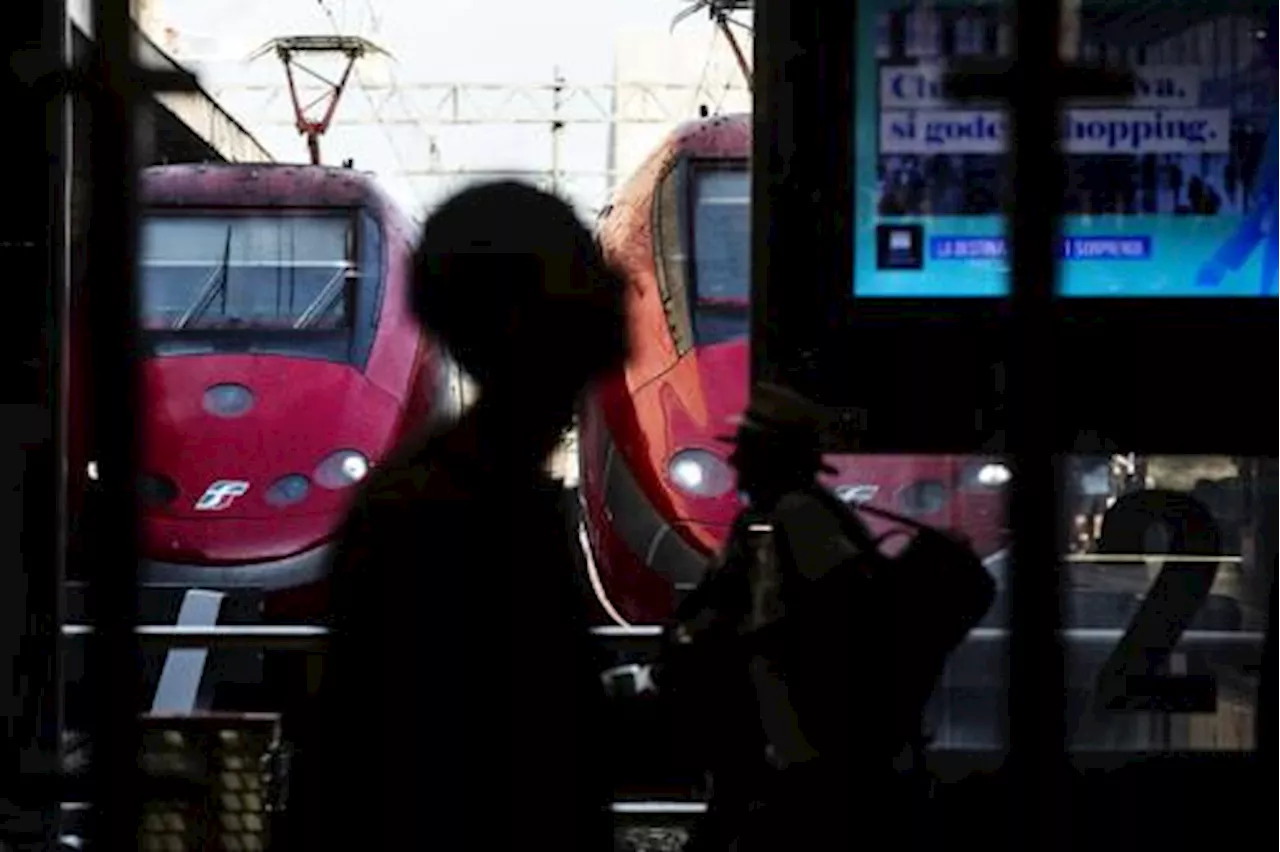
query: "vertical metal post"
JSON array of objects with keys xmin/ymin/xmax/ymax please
[
  {"xmin": 749, "ymin": 0, "xmax": 845, "ymax": 394},
  {"xmin": 551, "ymin": 67, "xmax": 565, "ymax": 196},
  {"xmin": 605, "ymin": 79, "xmax": 618, "ymax": 198},
  {"xmin": 0, "ymin": 4, "xmax": 71, "ymax": 842},
  {"xmin": 748, "ymin": 0, "xmax": 783, "ymax": 389},
  {"xmin": 1255, "ymin": 462, "xmax": 1277, "ymax": 759},
  {"xmin": 47, "ymin": 0, "xmax": 72, "ymax": 801},
  {"xmin": 1007, "ymin": 0, "xmax": 1068, "ymax": 847},
  {"xmin": 86, "ymin": 0, "xmax": 143, "ymax": 849}
]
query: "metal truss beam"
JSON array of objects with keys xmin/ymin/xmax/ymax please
[{"xmin": 212, "ymin": 81, "xmax": 749, "ymax": 125}]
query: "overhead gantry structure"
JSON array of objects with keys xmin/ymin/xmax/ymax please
[
  {"xmin": 672, "ymin": 0, "xmax": 754, "ymax": 88},
  {"xmin": 250, "ymin": 35, "xmax": 390, "ymax": 165}
]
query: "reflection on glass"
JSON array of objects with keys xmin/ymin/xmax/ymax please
[
  {"xmin": 852, "ymin": 0, "xmax": 1279, "ymax": 297},
  {"xmin": 818, "ymin": 452, "xmax": 1011, "ymax": 751},
  {"xmin": 1061, "ymin": 454, "xmax": 1273, "ymax": 752},
  {"xmin": 841, "ymin": 452, "xmax": 1273, "ymax": 753}
]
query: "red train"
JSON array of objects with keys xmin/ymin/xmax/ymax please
[
  {"xmin": 576, "ymin": 113, "xmax": 1011, "ymax": 626},
  {"xmin": 69, "ymin": 163, "xmax": 457, "ymax": 618}
]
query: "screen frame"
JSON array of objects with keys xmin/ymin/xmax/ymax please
[{"xmin": 749, "ymin": 0, "xmax": 1277, "ymax": 456}]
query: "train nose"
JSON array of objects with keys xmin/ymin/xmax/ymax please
[
  {"xmin": 142, "ymin": 513, "xmax": 347, "ymax": 566},
  {"xmin": 138, "ymin": 354, "xmax": 400, "ymax": 522}
]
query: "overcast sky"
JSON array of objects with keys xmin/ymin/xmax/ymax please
[{"xmin": 147, "ymin": 0, "xmax": 724, "ymax": 221}]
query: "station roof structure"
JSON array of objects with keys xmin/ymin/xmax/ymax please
[{"xmin": 67, "ymin": 1, "xmax": 274, "ymax": 164}]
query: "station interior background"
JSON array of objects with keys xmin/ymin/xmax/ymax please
[{"xmin": 1, "ymin": 1, "xmax": 1274, "ymax": 850}]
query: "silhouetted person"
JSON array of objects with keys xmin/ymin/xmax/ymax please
[
  {"xmin": 665, "ymin": 385, "xmax": 899, "ymax": 852},
  {"xmin": 665, "ymin": 383, "xmax": 994, "ymax": 851},
  {"xmin": 283, "ymin": 181, "xmax": 629, "ymax": 850},
  {"xmin": 1178, "ymin": 176, "xmax": 1221, "ymax": 216}
]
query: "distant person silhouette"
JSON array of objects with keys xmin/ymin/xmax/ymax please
[
  {"xmin": 283, "ymin": 181, "xmax": 629, "ymax": 851},
  {"xmin": 1178, "ymin": 177, "xmax": 1222, "ymax": 216}
]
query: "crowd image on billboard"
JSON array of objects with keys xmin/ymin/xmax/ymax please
[
  {"xmin": 878, "ymin": 149, "xmax": 1268, "ymax": 217},
  {"xmin": 873, "ymin": 2, "xmax": 1276, "ymax": 219}
]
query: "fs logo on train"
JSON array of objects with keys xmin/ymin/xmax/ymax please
[
  {"xmin": 835, "ymin": 484, "xmax": 879, "ymax": 505},
  {"xmin": 195, "ymin": 480, "xmax": 250, "ymax": 511}
]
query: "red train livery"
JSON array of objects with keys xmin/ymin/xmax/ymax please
[
  {"xmin": 68, "ymin": 163, "xmax": 457, "ymax": 618},
  {"xmin": 576, "ymin": 113, "xmax": 1010, "ymax": 626}
]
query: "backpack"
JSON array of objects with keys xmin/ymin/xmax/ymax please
[{"xmin": 656, "ymin": 484, "xmax": 996, "ymax": 850}]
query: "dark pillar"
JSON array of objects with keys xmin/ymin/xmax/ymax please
[{"xmin": 0, "ymin": 0, "xmax": 69, "ymax": 847}]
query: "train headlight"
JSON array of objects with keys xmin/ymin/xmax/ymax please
[
  {"xmin": 314, "ymin": 450, "xmax": 370, "ymax": 489},
  {"xmin": 668, "ymin": 449, "xmax": 734, "ymax": 498},
  {"xmin": 961, "ymin": 460, "xmax": 1012, "ymax": 489},
  {"xmin": 265, "ymin": 474, "xmax": 311, "ymax": 507},
  {"xmin": 976, "ymin": 463, "xmax": 1011, "ymax": 486}
]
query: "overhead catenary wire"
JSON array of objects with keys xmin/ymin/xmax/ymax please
[
  {"xmin": 689, "ymin": 25, "xmax": 720, "ymax": 118},
  {"xmin": 360, "ymin": 0, "xmax": 383, "ymax": 34},
  {"xmin": 284, "ymin": 3, "xmax": 740, "ymax": 215},
  {"xmin": 315, "ymin": 0, "xmax": 606, "ymax": 218},
  {"xmin": 315, "ymin": 0, "xmax": 415, "ymax": 180}
]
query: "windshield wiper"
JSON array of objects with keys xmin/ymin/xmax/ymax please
[
  {"xmin": 172, "ymin": 227, "xmax": 232, "ymax": 330},
  {"xmin": 292, "ymin": 266, "xmax": 351, "ymax": 329}
]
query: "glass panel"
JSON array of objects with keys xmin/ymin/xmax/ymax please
[
  {"xmin": 782, "ymin": 451, "xmax": 1276, "ymax": 755},
  {"xmin": 1062, "ymin": 454, "xmax": 1274, "ymax": 752},
  {"xmin": 854, "ymin": 0, "xmax": 1012, "ymax": 295},
  {"xmin": 139, "ymin": 213, "xmax": 356, "ymax": 331},
  {"xmin": 852, "ymin": 0, "xmax": 1278, "ymax": 298},
  {"xmin": 691, "ymin": 166, "xmax": 750, "ymax": 346}
]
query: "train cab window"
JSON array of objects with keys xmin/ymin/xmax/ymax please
[
  {"xmin": 689, "ymin": 166, "xmax": 750, "ymax": 346},
  {"xmin": 137, "ymin": 211, "xmax": 377, "ymax": 364},
  {"xmin": 140, "ymin": 213, "xmax": 354, "ymax": 330},
  {"xmin": 652, "ymin": 164, "xmax": 696, "ymax": 355}
]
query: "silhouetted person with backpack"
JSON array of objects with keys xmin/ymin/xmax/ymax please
[
  {"xmin": 284, "ymin": 181, "xmax": 629, "ymax": 850},
  {"xmin": 660, "ymin": 383, "xmax": 995, "ymax": 851}
]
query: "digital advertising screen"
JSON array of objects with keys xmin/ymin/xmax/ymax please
[{"xmin": 853, "ymin": 0, "xmax": 1278, "ymax": 297}]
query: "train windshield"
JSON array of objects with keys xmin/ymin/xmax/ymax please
[
  {"xmin": 138, "ymin": 212, "xmax": 356, "ymax": 332},
  {"xmin": 692, "ymin": 167, "xmax": 750, "ymax": 345}
]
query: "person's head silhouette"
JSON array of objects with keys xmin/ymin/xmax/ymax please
[
  {"xmin": 718, "ymin": 383, "xmax": 836, "ymax": 505},
  {"xmin": 411, "ymin": 181, "xmax": 629, "ymax": 434}
]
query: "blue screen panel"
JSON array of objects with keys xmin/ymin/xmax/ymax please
[{"xmin": 853, "ymin": 0, "xmax": 1278, "ymax": 297}]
